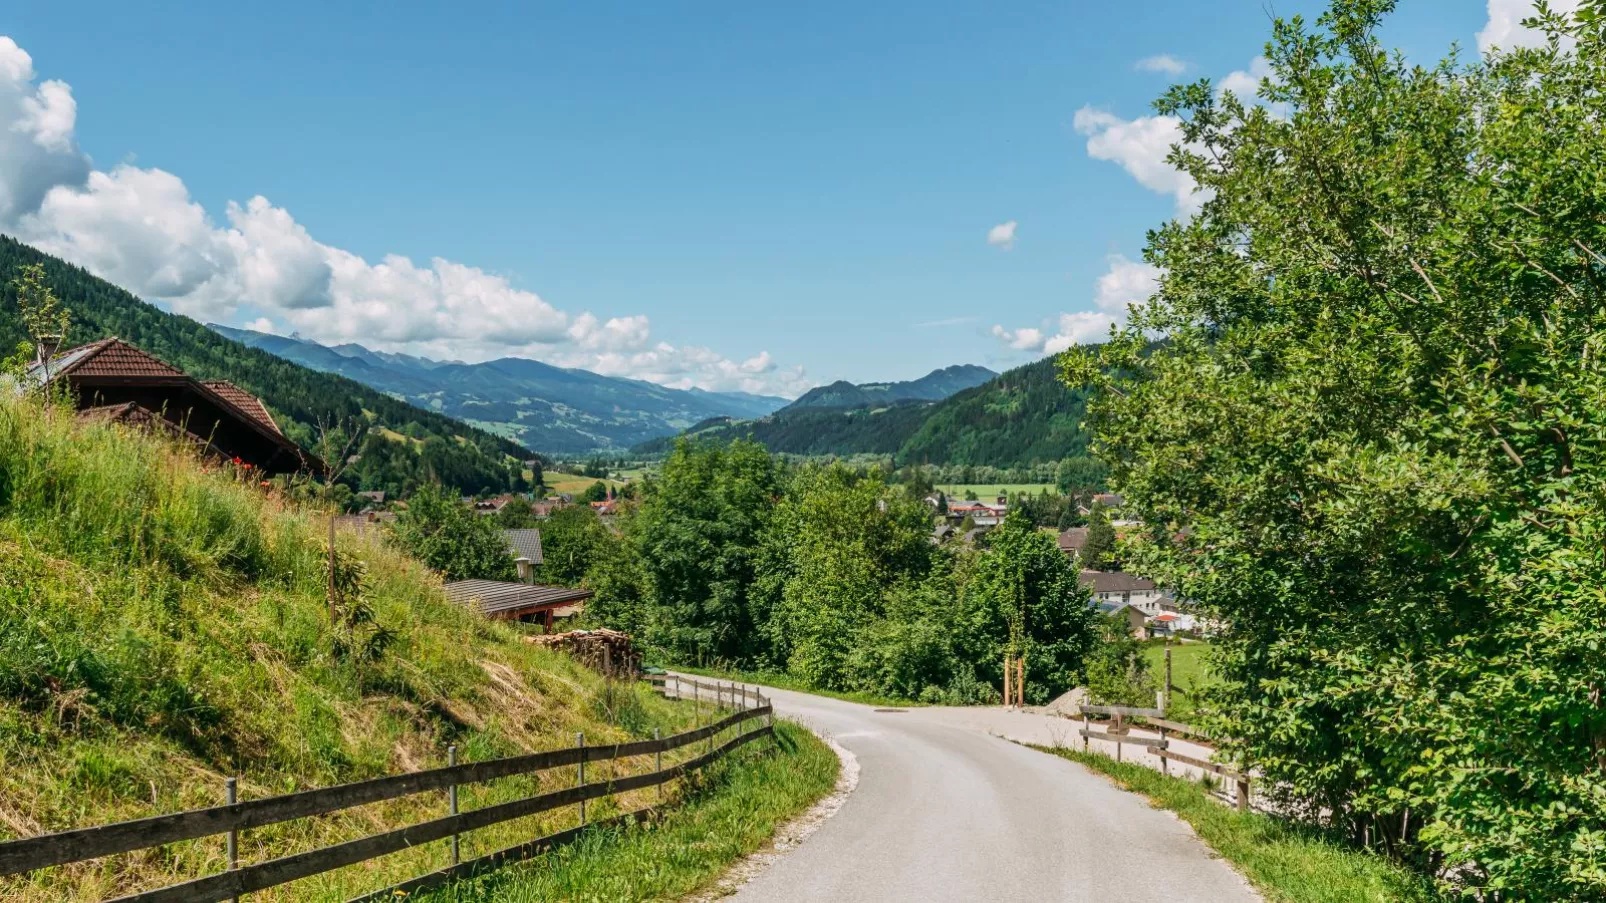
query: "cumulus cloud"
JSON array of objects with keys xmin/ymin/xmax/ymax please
[
  {"xmin": 1074, "ymin": 53, "xmax": 1284, "ymax": 216},
  {"xmin": 0, "ymin": 36, "xmax": 808, "ymax": 397},
  {"xmin": 987, "ymin": 220, "xmax": 1017, "ymax": 250},
  {"xmin": 1073, "ymin": 107, "xmax": 1204, "ymax": 216},
  {"xmin": 1479, "ymin": 0, "xmax": 1581, "ymax": 52},
  {"xmin": 1135, "ymin": 54, "xmax": 1187, "ymax": 75},
  {"xmin": 1217, "ymin": 56, "xmax": 1273, "ymax": 100},
  {"xmin": 0, "ymin": 38, "xmax": 91, "ymax": 224},
  {"xmin": 990, "ymin": 254, "xmax": 1162, "ymax": 355}
]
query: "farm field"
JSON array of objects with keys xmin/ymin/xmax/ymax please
[
  {"xmin": 543, "ymin": 471, "xmax": 628, "ymax": 495},
  {"xmin": 936, "ymin": 483, "xmax": 1057, "ymax": 500}
]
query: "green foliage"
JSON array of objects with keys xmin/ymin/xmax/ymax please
[
  {"xmin": 632, "ymin": 440, "xmax": 781, "ymax": 663},
  {"xmin": 760, "ymin": 463, "xmax": 935, "ymax": 690},
  {"xmin": 9, "ymin": 263, "xmax": 69, "ymax": 367},
  {"xmin": 535, "ymin": 505, "xmax": 614, "ymax": 587},
  {"xmin": 955, "ymin": 511, "xmax": 1098, "ymax": 705},
  {"xmin": 1078, "ymin": 503, "xmax": 1116, "ymax": 571},
  {"xmin": 578, "ymin": 480, "xmax": 610, "ymax": 503},
  {"xmin": 1060, "ymin": 3, "xmax": 1606, "ymax": 897},
  {"xmin": 495, "ymin": 497, "xmax": 539, "ymax": 528},
  {"xmin": 577, "ymin": 444, "xmax": 1100, "ymax": 705},
  {"xmin": 389, "ymin": 483, "xmax": 515, "ymax": 581},
  {"xmin": 1056, "ymin": 456, "xmax": 1108, "ymax": 495},
  {"xmin": 1083, "ymin": 614, "xmax": 1155, "ymax": 707}
]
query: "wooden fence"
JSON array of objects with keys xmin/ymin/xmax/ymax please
[
  {"xmin": 0, "ymin": 676, "xmax": 772, "ymax": 903},
  {"xmin": 1075, "ymin": 702, "xmax": 1252, "ymax": 812}
]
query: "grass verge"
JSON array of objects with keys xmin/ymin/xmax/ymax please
[
  {"xmin": 416, "ymin": 721, "xmax": 838, "ymax": 902},
  {"xmin": 1033, "ymin": 745, "xmax": 1442, "ymax": 903},
  {"xmin": 664, "ymin": 664, "xmax": 921, "ymax": 709}
]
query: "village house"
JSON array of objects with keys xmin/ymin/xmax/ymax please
[
  {"xmin": 1056, "ymin": 526, "xmax": 1089, "ymax": 559},
  {"xmin": 1079, "ymin": 569, "xmax": 1169, "ymax": 615},
  {"xmin": 27, "ymin": 337, "xmax": 318, "ymax": 475}
]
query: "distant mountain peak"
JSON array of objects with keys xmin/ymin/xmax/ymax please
[{"xmin": 781, "ymin": 364, "xmax": 995, "ymax": 412}]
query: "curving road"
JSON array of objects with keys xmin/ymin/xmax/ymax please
[{"xmin": 715, "ymin": 682, "xmax": 1259, "ymax": 903}]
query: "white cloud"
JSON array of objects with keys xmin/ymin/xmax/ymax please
[
  {"xmin": 0, "ymin": 37, "xmax": 90, "ymax": 224},
  {"xmin": 0, "ymin": 36, "xmax": 810, "ymax": 397},
  {"xmin": 1217, "ymin": 56, "xmax": 1273, "ymax": 100},
  {"xmin": 1135, "ymin": 54, "xmax": 1187, "ymax": 75},
  {"xmin": 1479, "ymin": 0, "xmax": 1581, "ymax": 53},
  {"xmin": 1073, "ymin": 107, "xmax": 1205, "ymax": 216},
  {"xmin": 990, "ymin": 324, "xmax": 1043, "ymax": 350},
  {"xmin": 987, "ymin": 220, "xmax": 1017, "ymax": 250},
  {"xmin": 991, "ymin": 254, "xmax": 1162, "ymax": 355}
]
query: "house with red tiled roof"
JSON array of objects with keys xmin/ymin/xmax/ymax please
[{"xmin": 28, "ymin": 337, "xmax": 319, "ymax": 475}]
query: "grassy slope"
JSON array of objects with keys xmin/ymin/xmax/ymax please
[
  {"xmin": 0, "ymin": 393, "xmax": 801, "ymax": 901},
  {"xmin": 417, "ymin": 722, "xmax": 838, "ymax": 902},
  {"xmin": 1035, "ymin": 747, "xmax": 1441, "ymax": 903}
]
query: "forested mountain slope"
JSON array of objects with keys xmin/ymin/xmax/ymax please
[
  {"xmin": 0, "ymin": 235, "xmax": 529, "ymax": 494},
  {"xmin": 634, "ymin": 355, "xmax": 1093, "ymax": 467},
  {"xmin": 211, "ymin": 324, "xmax": 788, "ymax": 455},
  {"xmin": 779, "ymin": 364, "xmax": 995, "ymax": 412}
]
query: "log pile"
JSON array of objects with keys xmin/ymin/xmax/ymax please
[{"xmin": 525, "ymin": 628, "xmax": 640, "ymax": 677}]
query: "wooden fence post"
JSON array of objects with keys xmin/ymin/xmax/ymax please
[
  {"xmin": 576, "ymin": 733, "xmax": 586, "ymax": 826},
  {"xmin": 1003, "ymin": 654, "xmax": 1011, "ymax": 709},
  {"xmin": 654, "ymin": 729, "xmax": 663, "ymax": 804},
  {"xmin": 1164, "ymin": 645, "xmax": 1173, "ymax": 715},
  {"xmin": 1237, "ymin": 776, "xmax": 1251, "ymax": 813},
  {"xmin": 1082, "ymin": 709, "xmax": 1089, "ymax": 752},
  {"xmin": 225, "ymin": 777, "xmax": 238, "ymax": 903},
  {"xmin": 447, "ymin": 745, "xmax": 459, "ymax": 866},
  {"xmin": 1017, "ymin": 656, "xmax": 1025, "ymax": 707},
  {"xmin": 1158, "ymin": 727, "xmax": 1168, "ymax": 776}
]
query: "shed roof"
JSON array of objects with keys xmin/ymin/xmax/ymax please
[
  {"xmin": 443, "ymin": 579, "xmax": 589, "ymax": 618},
  {"xmin": 503, "ymin": 528, "xmax": 544, "ymax": 564}
]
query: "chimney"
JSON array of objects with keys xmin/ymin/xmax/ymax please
[{"xmin": 515, "ymin": 557, "xmax": 533, "ymax": 584}]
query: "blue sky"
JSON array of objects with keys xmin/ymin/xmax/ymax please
[{"xmin": 0, "ymin": 2, "xmax": 1540, "ymax": 395}]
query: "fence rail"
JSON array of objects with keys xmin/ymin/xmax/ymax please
[{"xmin": 0, "ymin": 679, "xmax": 773, "ymax": 902}]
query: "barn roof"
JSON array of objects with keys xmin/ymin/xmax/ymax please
[{"xmin": 443, "ymin": 579, "xmax": 590, "ymax": 618}]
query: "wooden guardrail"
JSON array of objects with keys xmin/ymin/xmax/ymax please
[
  {"xmin": 0, "ymin": 680, "xmax": 773, "ymax": 902},
  {"xmin": 1076, "ymin": 702, "xmax": 1251, "ymax": 812}
]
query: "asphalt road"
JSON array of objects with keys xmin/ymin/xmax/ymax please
[{"xmin": 720, "ymin": 683, "xmax": 1259, "ymax": 903}]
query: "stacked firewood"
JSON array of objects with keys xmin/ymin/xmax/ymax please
[{"xmin": 525, "ymin": 628, "xmax": 640, "ymax": 677}]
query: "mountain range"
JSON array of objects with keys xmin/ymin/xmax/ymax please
[
  {"xmin": 779, "ymin": 364, "xmax": 995, "ymax": 412},
  {"xmin": 634, "ymin": 355, "xmax": 1093, "ymax": 468},
  {"xmin": 209, "ymin": 325, "xmax": 790, "ymax": 455}
]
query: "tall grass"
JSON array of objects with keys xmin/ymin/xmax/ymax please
[
  {"xmin": 0, "ymin": 393, "xmax": 722, "ymax": 900},
  {"xmin": 416, "ymin": 722, "xmax": 838, "ymax": 903}
]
